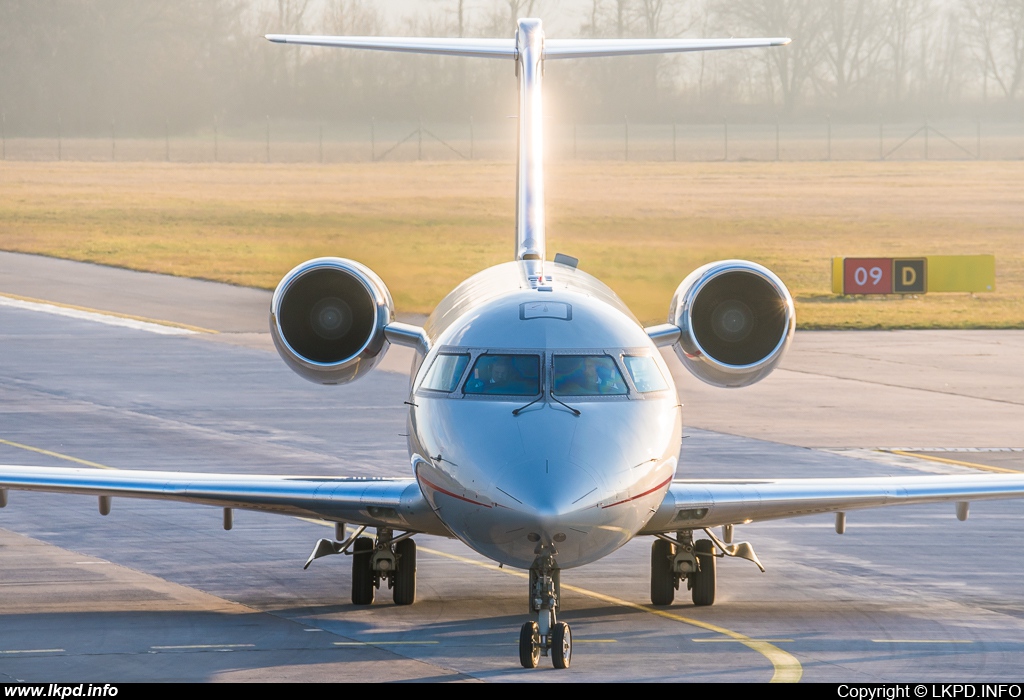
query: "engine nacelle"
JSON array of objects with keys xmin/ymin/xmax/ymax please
[
  {"xmin": 669, "ymin": 260, "xmax": 795, "ymax": 388},
  {"xmin": 270, "ymin": 257, "xmax": 394, "ymax": 385}
]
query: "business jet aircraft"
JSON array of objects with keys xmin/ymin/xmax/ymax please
[{"xmin": 3, "ymin": 19, "xmax": 1024, "ymax": 670}]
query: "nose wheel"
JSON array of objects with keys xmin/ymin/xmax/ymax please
[
  {"xmin": 519, "ymin": 561, "xmax": 571, "ymax": 669},
  {"xmin": 519, "ymin": 621, "xmax": 541, "ymax": 668},
  {"xmin": 551, "ymin": 621, "xmax": 571, "ymax": 669}
]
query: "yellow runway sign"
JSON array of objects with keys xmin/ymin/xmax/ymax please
[{"xmin": 832, "ymin": 255, "xmax": 994, "ymax": 294}]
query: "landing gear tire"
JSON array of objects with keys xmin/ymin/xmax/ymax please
[
  {"xmin": 650, "ymin": 539, "xmax": 676, "ymax": 606},
  {"xmin": 351, "ymin": 536, "xmax": 375, "ymax": 605},
  {"xmin": 691, "ymin": 538, "xmax": 716, "ymax": 606},
  {"xmin": 392, "ymin": 538, "xmax": 416, "ymax": 606},
  {"xmin": 519, "ymin": 621, "xmax": 540, "ymax": 668},
  {"xmin": 551, "ymin": 621, "xmax": 572, "ymax": 669}
]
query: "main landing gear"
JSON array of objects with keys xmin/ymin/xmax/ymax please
[
  {"xmin": 650, "ymin": 530, "xmax": 717, "ymax": 607},
  {"xmin": 519, "ymin": 557, "xmax": 571, "ymax": 669},
  {"xmin": 351, "ymin": 528, "xmax": 417, "ymax": 605},
  {"xmin": 303, "ymin": 526, "xmax": 416, "ymax": 606}
]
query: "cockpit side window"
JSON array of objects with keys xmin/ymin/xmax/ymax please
[
  {"xmin": 463, "ymin": 354, "xmax": 540, "ymax": 396},
  {"xmin": 623, "ymin": 355, "xmax": 669, "ymax": 392},
  {"xmin": 552, "ymin": 355, "xmax": 628, "ymax": 396},
  {"xmin": 420, "ymin": 353, "xmax": 470, "ymax": 392}
]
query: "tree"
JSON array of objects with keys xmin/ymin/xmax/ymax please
[
  {"xmin": 964, "ymin": 0, "xmax": 1024, "ymax": 102},
  {"xmin": 816, "ymin": 0, "xmax": 886, "ymax": 109},
  {"xmin": 720, "ymin": 0, "xmax": 825, "ymax": 113}
]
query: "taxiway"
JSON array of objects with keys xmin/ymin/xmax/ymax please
[{"xmin": 1, "ymin": 251, "xmax": 1022, "ymax": 682}]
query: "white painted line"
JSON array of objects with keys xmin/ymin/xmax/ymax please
[
  {"xmin": 333, "ymin": 641, "xmax": 439, "ymax": 646},
  {"xmin": 871, "ymin": 639, "xmax": 973, "ymax": 644},
  {"xmin": 151, "ymin": 644, "xmax": 256, "ymax": 649},
  {"xmin": 0, "ymin": 296, "xmax": 197, "ymax": 336},
  {"xmin": 0, "ymin": 649, "xmax": 65, "ymax": 654},
  {"xmin": 574, "ymin": 639, "xmax": 617, "ymax": 643}
]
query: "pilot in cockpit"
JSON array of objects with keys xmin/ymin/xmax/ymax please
[
  {"xmin": 553, "ymin": 356, "xmax": 627, "ymax": 396},
  {"xmin": 465, "ymin": 355, "xmax": 537, "ymax": 395}
]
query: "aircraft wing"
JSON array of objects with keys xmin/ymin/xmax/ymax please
[
  {"xmin": 640, "ymin": 474, "xmax": 1024, "ymax": 534},
  {"xmin": 0, "ymin": 465, "xmax": 449, "ymax": 536}
]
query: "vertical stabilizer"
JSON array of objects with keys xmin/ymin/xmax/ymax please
[
  {"xmin": 514, "ymin": 19, "xmax": 545, "ymax": 263},
  {"xmin": 267, "ymin": 28, "xmax": 789, "ymax": 265}
]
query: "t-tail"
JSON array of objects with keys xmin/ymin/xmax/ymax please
[{"xmin": 266, "ymin": 21, "xmax": 790, "ymax": 265}]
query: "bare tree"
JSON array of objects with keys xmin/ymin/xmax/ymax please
[
  {"xmin": 881, "ymin": 0, "xmax": 931, "ymax": 105},
  {"xmin": 924, "ymin": 7, "xmax": 968, "ymax": 108},
  {"xmin": 964, "ymin": 0, "xmax": 1024, "ymax": 102},
  {"xmin": 816, "ymin": 0, "xmax": 886, "ymax": 108},
  {"xmin": 721, "ymin": 0, "xmax": 825, "ymax": 112},
  {"xmin": 507, "ymin": 0, "xmax": 543, "ymax": 26}
]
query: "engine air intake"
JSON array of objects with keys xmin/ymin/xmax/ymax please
[
  {"xmin": 271, "ymin": 258, "xmax": 394, "ymax": 385},
  {"xmin": 689, "ymin": 271, "xmax": 789, "ymax": 367},
  {"xmin": 279, "ymin": 268, "xmax": 375, "ymax": 363},
  {"xmin": 669, "ymin": 261, "xmax": 795, "ymax": 388}
]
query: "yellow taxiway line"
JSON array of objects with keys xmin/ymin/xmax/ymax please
[
  {"xmin": 885, "ymin": 449, "xmax": 1021, "ymax": 474},
  {"xmin": 1, "ymin": 438, "xmax": 803, "ymax": 681},
  {"xmin": 416, "ymin": 543, "xmax": 803, "ymax": 683},
  {"xmin": 0, "ymin": 292, "xmax": 217, "ymax": 334},
  {"xmin": 0, "ymin": 438, "xmax": 117, "ymax": 470},
  {"xmin": 12, "ymin": 436, "xmax": 1024, "ymax": 680}
]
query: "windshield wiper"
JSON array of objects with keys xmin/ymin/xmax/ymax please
[
  {"xmin": 512, "ymin": 393, "xmax": 544, "ymax": 416},
  {"xmin": 548, "ymin": 390, "xmax": 581, "ymax": 416},
  {"xmin": 512, "ymin": 389, "xmax": 581, "ymax": 416}
]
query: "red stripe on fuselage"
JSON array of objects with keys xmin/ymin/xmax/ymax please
[
  {"xmin": 418, "ymin": 474, "xmax": 493, "ymax": 509},
  {"xmin": 601, "ymin": 476, "xmax": 673, "ymax": 509}
]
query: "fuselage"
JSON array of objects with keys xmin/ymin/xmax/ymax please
[{"xmin": 407, "ymin": 260, "xmax": 681, "ymax": 570}]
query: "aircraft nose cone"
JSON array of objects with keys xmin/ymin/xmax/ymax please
[{"xmin": 496, "ymin": 458, "xmax": 599, "ymax": 519}]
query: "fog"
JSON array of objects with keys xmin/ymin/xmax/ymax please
[{"xmin": 1, "ymin": 0, "xmax": 1021, "ymax": 138}]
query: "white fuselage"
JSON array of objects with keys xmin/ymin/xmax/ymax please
[{"xmin": 408, "ymin": 261, "xmax": 681, "ymax": 570}]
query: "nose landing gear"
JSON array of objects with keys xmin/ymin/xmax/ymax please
[{"xmin": 519, "ymin": 559, "xmax": 571, "ymax": 669}]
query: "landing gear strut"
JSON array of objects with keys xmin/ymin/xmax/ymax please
[
  {"xmin": 349, "ymin": 528, "xmax": 417, "ymax": 606},
  {"xmin": 519, "ymin": 557, "xmax": 571, "ymax": 669},
  {"xmin": 650, "ymin": 530, "xmax": 716, "ymax": 607}
]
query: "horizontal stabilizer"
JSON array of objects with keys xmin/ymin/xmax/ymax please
[
  {"xmin": 265, "ymin": 34, "xmax": 790, "ymax": 61},
  {"xmin": 544, "ymin": 37, "xmax": 791, "ymax": 59},
  {"xmin": 265, "ymin": 34, "xmax": 516, "ymax": 59}
]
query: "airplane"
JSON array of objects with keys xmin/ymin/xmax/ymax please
[{"xmin": 3, "ymin": 18, "xmax": 1024, "ymax": 671}]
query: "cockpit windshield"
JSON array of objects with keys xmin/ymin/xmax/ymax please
[
  {"xmin": 417, "ymin": 348, "xmax": 668, "ymax": 400},
  {"xmin": 622, "ymin": 355, "xmax": 668, "ymax": 392},
  {"xmin": 552, "ymin": 355, "xmax": 628, "ymax": 396},
  {"xmin": 420, "ymin": 353, "xmax": 470, "ymax": 392},
  {"xmin": 463, "ymin": 354, "xmax": 540, "ymax": 396}
]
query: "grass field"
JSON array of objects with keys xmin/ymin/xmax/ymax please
[{"xmin": 1, "ymin": 160, "xmax": 1021, "ymax": 327}]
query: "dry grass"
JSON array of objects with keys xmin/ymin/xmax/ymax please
[{"xmin": 1, "ymin": 160, "xmax": 1022, "ymax": 327}]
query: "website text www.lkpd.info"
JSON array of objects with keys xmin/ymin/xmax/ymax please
[{"xmin": 4, "ymin": 686, "xmax": 118, "ymax": 698}]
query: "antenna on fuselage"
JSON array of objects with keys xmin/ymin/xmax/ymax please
[{"xmin": 266, "ymin": 24, "xmax": 790, "ymax": 265}]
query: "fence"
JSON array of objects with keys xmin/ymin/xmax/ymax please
[{"xmin": 2, "ymin": 117, "xmax": 1022, "ymax": 163}]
